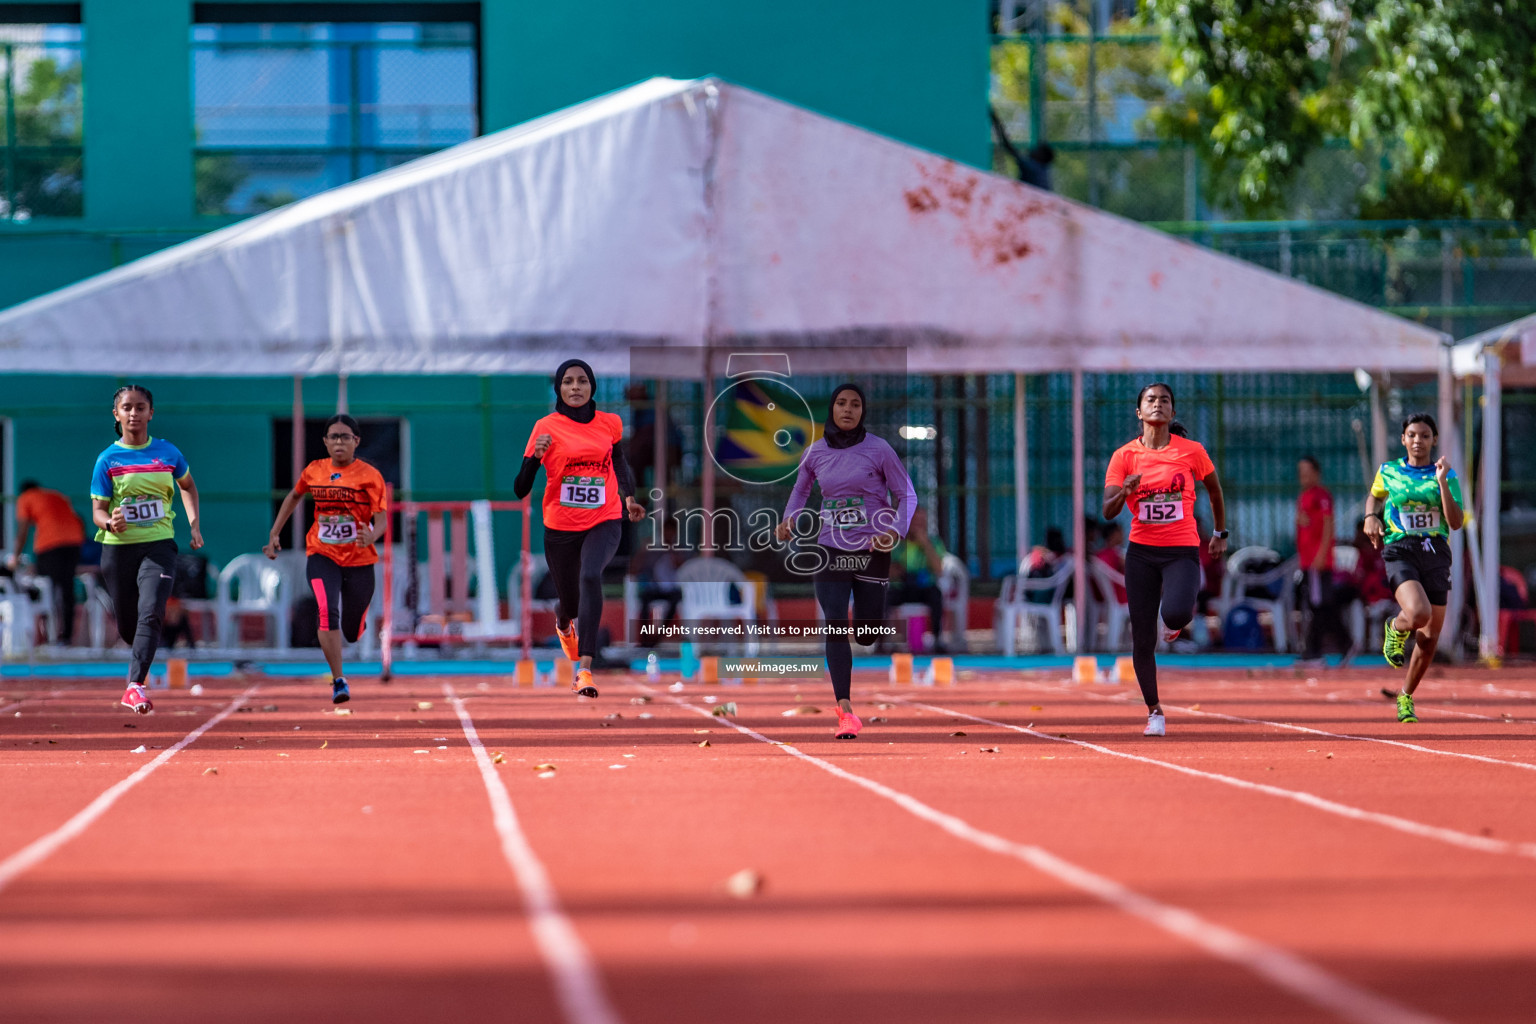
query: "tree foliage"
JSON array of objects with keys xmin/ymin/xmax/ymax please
[{"xmin": 1141, "ymin": 0, "xmax": 1536, "ymax": 220}]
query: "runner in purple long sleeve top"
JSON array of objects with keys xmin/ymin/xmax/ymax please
[{"xmin": 776, "ymin": 383, "xmax": 917, "ymax": 740}]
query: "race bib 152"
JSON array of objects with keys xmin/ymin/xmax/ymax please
[{"xmin": 1137, "ymin": 499, "xmax": 1184, "ymax": 524}]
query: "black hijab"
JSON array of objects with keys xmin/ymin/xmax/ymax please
[
  {"xmin": 822, "ymin": 383, "xmax": 868, "ymax": 450},
  {"xmin": 553, "ymin": 358, "xmax": 597, "ymax": 424}
]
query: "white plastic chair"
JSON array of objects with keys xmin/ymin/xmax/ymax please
[
  {"xmin": 623, "ymin": 574, "xmax": 678, "ymax": 646},
  {"xmin": 938, "ymin": 552, "xmax": 970, "ymax": 652},
  {"xmin": 4, "ymin": 568, "xmax": 56, "ymax": 644},
  {"xmin": 675, "ymin": 557, "xmax": 758, "ymax": 655},
  {"xmin": 216, "ymin": 553, "xmax": 291, "ymax": 649},
  {"xmin": 1087, "ymin": 558, "xmax": 1132, "ymax": 653},
  {"xmin": 995, "ymin": 560, "xmax": 1075, "ymax": 655},
  {"xmin": 0, "ymin": 582, "xmax": 35, "ymax": 655},
  {"xmin": 1331, "ymin": 544, "xmax": 1396, "ymax": 650},
  {"xmin": 1214, "ymin": 546, "xmax": 1297, "ymax": 653}
]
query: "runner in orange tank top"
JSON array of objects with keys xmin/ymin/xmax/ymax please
[
  {"xmin": 1103, "ymin": 382, "xmax": 1228, "ymax": 737},
  {"xmin": 265, "ymin": 414, "xmax": 389, "ymax": 705},
  {"xmin": 514, "ymin": 359, "xmax": 645, "ymax": 698}
]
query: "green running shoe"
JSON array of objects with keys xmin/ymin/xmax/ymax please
[
  {"xmin": 1383, "ymin": 619, "xmax": 1410, "ymax": 669},
  {"xmin": 1396, "ymin": 692, "xmax": 1417, "ymax": 723}
]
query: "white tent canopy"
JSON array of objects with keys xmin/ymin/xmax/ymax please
[
  {"xmin": 0, "ymin": 76, "xmax": 1454, "ymax": 652},
  {"xmin": 1453, "ymin": 314, "xmax": 1536, "ymax": 660},
  {"xmin": 0, "ymin": 76, "xmax": 1445, "ymax": 378}
]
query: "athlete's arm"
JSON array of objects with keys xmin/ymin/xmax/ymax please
[
  {"xmin": 9, "ymin": 520, "xmax": 31, "ymax": 566},
  {"xmin": 776, "ymin": 460, "xmax": 817, "ymax": 542},
  {"xmin": 177, "ymin": 471, "xmax": 204, "ymax": 550},
  {"xmin": 93, "ymin": 496, "xmax": 126, "ymax": 535},
  {"xmin": 1202, "ymin": 470, "xmax": 1227, "ymax": 557},
  {"xmin": 1435, "ymin": 457, "xmax": 1465, "ymax": 530},
  {"xmin": 611, "ymin": 443, "xmax": 645, "ymax": 522},
  {"xmin": 512, "ymin": 456, "xmax": 541, "ymax": 500},
  {"xmin": 1363, "ymin": 470, "xmax": 1388, "ymax": 548},
  {"xmin": 1102, "ymin": 474, "xmax": 1142, "ymax": 521},
  {"xmin": 264, "ymin": 487, "xmax": 304, "ymax": 558},
  {"xmin": 876, "ymin": 461, "xmax": 919, "ymax": 553},
  {"xmin": 1315, "ymin": 511, "xmax": 1335, "ymax": 569}
]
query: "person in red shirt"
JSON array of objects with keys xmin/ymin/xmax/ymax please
[
  {"xmin": 1296, "ymin": 455, "xmax": 1353, "ymax": 665},
  {"xmin": 10, "ymin": 480, "xmax": 86, "ymax": 645},
  {"xmin": 1103, "ymin": 383, "xmax": 1228, "ymax": 737},
  {"xmin": 265, "ymin": 414, "xmax": 388, "ymax": 705},
  {"xmin": 514, "ymin": 359, "xmax": 644, "ymax": 698}
]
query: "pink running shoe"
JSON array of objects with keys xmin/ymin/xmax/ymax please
[
  {"xmin": 834, "ymin": 710, "xmax": 862, "ymax": 740},
  {"xmin": 121, "ymin": 683, "xmax": 152, "ymax": 715}
]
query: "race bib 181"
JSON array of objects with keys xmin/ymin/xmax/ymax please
[
  {"xmin": 1400, "ymin": 507, "xmax": 1440, "ymax": 533},
  {"xmin": 318, "ymin": 514, "xmax": 358, "ymax": 545},
  {"xmin": 121, "ymin": 496, "xmax": 166, "ymax": 525},
  {"xmin": 560, "ymin": 476, "xmax": 606, "ymax": 509}
]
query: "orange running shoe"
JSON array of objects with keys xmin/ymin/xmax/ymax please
[
  {"xmin": 834, "ymin": 710, "xmax": 862, "ymax": 739},
  {"xmin": 556, "ymin": 621, "xmax": 579, "ymax": 661},
  {"xmin": 573, "ymin": 669, "xmax": 599, "ymax": 699}
]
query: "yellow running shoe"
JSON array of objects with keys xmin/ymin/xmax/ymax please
[
  {"xmin": 1382, "ymin": 619, "xmax": 1410, "ymax": 669},
  {"xmin": 1396, "ymin": 692, "xmax": 1417, "ymax": 723}
]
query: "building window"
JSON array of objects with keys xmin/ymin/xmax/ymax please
[
  {"xmin": 0, "ymin": 21, "xmax": 83, "ymax": 220},
  {"xmin": 193, "ymin": 19, "xmax": 477, "ymax": 216}
]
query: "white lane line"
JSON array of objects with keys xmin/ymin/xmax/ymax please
[
  {"xmin": 1016, "ymin": 680, "xmax": 1536, "ymax": 767},
  {"xmin": 1163, "ymin": 703, "xmax": 1536, "ymax": 774},
  {"xmin": 888, "ymin": 696, "xmax": 1536, "ymax": 861},
  {"xmin": 0, "ymin": 686, "xmax": 256, "ymax": 895},
  {"xmin": 0, "ymin": 688, "xmax": 68, "ymax": 716},
  {"xmin": 444, "ymin": 684, "xmax": 623, "ymax": 1024},
  {"xmin": 658, "ymin": 692, "xmax": 1442, "ymax": 1024}
]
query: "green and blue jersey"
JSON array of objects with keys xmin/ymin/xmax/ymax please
[
  {"xmin": 1370, "ymin": 458, "xmax": 1461, "ymax": 545},
  {"xmin": 90, "ymin": 437, "xmax": 190, "ymax": 546}
]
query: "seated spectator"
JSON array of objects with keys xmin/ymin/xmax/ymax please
[
  {"xmin": 1094, "ymin": 521, "xmax": 1128, "ymax": 603},
  {"xmin": 891, "ymin": 506, "xmax": 948, "ymax": 652}
]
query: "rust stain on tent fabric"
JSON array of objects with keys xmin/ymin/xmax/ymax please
[{"xmin": 903, "ymin": 160, "xmax": 1047, "ymax": 266}]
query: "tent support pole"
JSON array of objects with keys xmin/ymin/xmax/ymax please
[
  {"xmin": 1071, "ymin": 369, "xmax": 1086, "ymax": 655},
  {"xmin": 700, "ymin": 350, "xmax": 715, "ymax": 555},
  {"xmin": 1480, "ymin": 348, "xmax": 1502, "ymax": 662},
  {"xmin": 1369, "ymin": 374, "xmax": 1388, "ymax": 471},
  {"xmin": 336, "ymin": 374, "xmax": 348, "ymax": 414},
  {"xmin": 653, "ymin": 379, "xmax": 667, "ymax": 524},
  {"xmin": 292, "ymin": 376, "xmax": 306, "ymax": 540},
  {"xmin": 1013, "ymin": 372, "xmax": 1029, "ymax": 569},
  {"xmin": 1439, "ymin": 347, "xmax": 1464, "ymax": 662}
]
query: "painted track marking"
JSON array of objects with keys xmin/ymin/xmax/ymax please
[
  {"xmin": 655, "ymin": 691, "xmax": 1445, "ymax": 1024},
  {"xmin": 889, "ymin": 697, "xmax": 1536, "ymax": 861},
  {"xmin": 445, "ymin": 684, "xmax": 623, "ymax": 1024},
  {"xmin": 0, "ymin": 686, "xmax": 256, "ymax": 895}
]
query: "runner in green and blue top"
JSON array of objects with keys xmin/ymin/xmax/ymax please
[
  {"xmin": 1364, "ymin": 413, "xmax": 1464, "ymax": 723},
  {"xmin": 90, "ymin": 385, "xmax": 203, "ymax": 715}
]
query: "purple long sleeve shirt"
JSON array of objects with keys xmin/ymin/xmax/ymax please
[{"xmin": 784, "ymin": 435, "xmax": 918, "ymax": 551}]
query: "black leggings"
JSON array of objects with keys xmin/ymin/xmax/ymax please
[
  {"xmin": 1125, "ymin": 542, "xmax": 1200, "ymax": 710},
  {"xmin": 813, "ymin": 547, "xmax": 891, "ymax": 703},
  {"xmin": 35, "ymin": 545, "xmax": 80, "ymax": 644},
  {"xmin": 307, "ymin": 554, "xmax": 376, "ymax": 643},
  {"xmin": 100, "ymin": 539, "xmax": 177, "ymax": 684},
  {"xmin": 544, "ymin": 519, "xmax": 622, "ymax": 659}
]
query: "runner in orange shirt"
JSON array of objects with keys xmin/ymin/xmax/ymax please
[
  {"xmin": 265, "ymin": 414, "xmax": 388, "ymax": 704},
  {"xmin": 1103, "ymin": 382, "xmax": 1228, "ymax": 737},
  {"xmin": 10, "ymin": 480, "xmax": 86, "ymax": 645},
  {"xmin": 514, "ymin": 359, "xmax": 645, "ymax": 698}
]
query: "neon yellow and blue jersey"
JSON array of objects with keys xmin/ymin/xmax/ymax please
[
  {"xmin": 1370, "ymin": 458, "xmax": 1462, "ymax": 545},
  {"xmin": 90, "ymin": 437, "xmax": 190, "ymax": 546}
]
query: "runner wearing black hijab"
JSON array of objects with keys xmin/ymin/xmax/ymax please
[{"xmin": 515, "ymin": 359, "xmax": 644, "ymax": 697}]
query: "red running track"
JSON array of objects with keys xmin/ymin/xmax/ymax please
[{"xmin": 2, "ymin": 664, "xmax": 1535, "ymax": 1023}]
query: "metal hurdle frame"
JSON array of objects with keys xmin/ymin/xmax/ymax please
[{"xmin": 380, "ymin": 486, "xmax": 534, "ymax": 679}]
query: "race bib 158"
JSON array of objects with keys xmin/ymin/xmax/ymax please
[{"xmin": 560, "ymin": 476, "xmax": 606, "ymax": 509}]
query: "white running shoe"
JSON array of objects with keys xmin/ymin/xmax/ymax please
[{"xmin": 1143, "ymin": 711, "xmax": 1166, "ymax": 737}]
